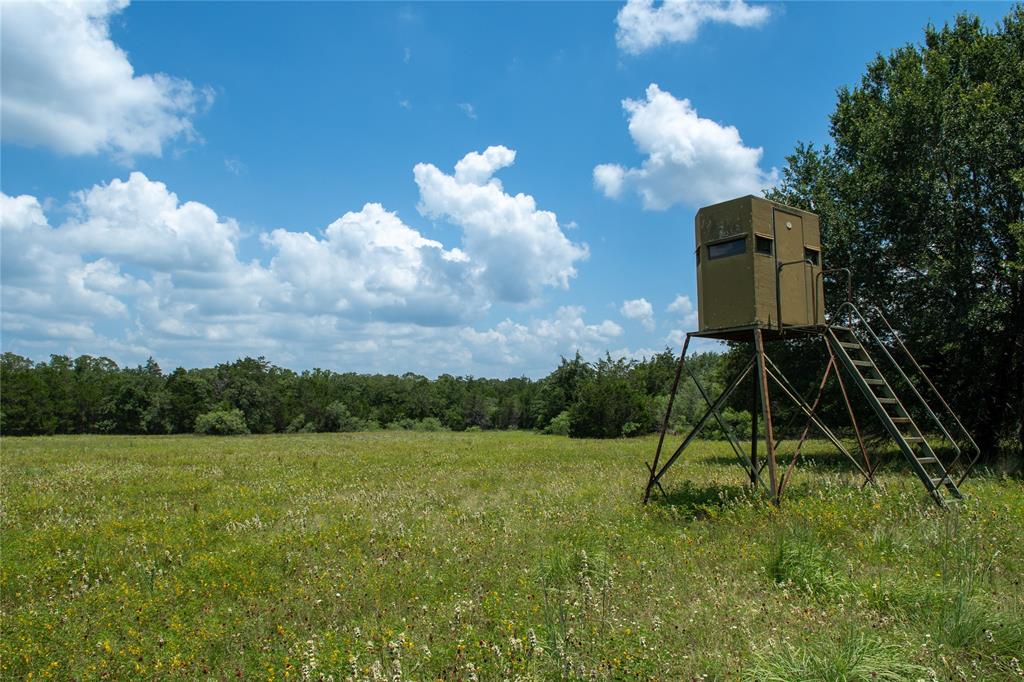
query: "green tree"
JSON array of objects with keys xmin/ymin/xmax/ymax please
[
  {"xmin": 0, "ymin": 353, "xmax": 54, "ymax": 435},
  {"xmin": 767, "ymin": 8, "xmax": 1024, "ymax": 460},
  {"xmin": 569, "ymin": 354, "xmax": 652, "ymax": 438}
]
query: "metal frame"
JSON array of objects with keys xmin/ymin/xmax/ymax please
[{"xmin": 643, "ymin": 327, "xmax": 875, "ymax": 505}]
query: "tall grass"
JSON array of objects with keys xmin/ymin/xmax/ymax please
[{"xmin": 745, "ymin": 629, "xmax": 926, "ymax": 682}]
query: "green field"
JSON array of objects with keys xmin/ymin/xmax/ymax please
[{"xmin": 2, "ymin": 432, "xmax": 1022, "ymax": 680}]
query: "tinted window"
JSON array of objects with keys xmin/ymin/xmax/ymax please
[
  {"xmin": 755, "ymin": 235, "xmax": 773, "ymax": 255},
  {"xmin": 708, "ymin": 236, "xmax": 746, "ymax": 260},
  {"xmin": 804, "ymin": 247, "xmax": 820, "ymax": 266}
]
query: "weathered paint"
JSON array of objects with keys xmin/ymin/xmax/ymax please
[{"xmin": 695, "ymin": 195, "xmax": 824, "ymax": 338}]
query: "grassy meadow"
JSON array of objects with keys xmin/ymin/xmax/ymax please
[{"xmin": 1, "ymin": 431, "xmax": 1022, "ymax": 680}]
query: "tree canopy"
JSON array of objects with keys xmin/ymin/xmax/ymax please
[{"xmin": 765, "ymin": 7, "xmax": 1024, "ymax": 458}]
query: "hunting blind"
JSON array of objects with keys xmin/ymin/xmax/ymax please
[
  {"xmin": 644, "ymin": 196, "xmax": 981, "ymax": 507},
  {"xmin": 696, "ymin": 196, "xmax": 824, "ymax": 337}
]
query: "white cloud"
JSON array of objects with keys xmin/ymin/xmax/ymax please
[
  {"xmin": 1, "ymin": 151, "xmax": 602, "ymax": 376},
  {"xmin": 667, "ymin": 293, "xmax": 698, "ymax": 329},
  {"xmin": 224, "ymin": 158, "xmax": 246, "ymax": 175},
  {"xmin": 461, "ymin": 306, "xmax": 622, "ymax": 370},
  {"xmin": 595, "ymin": 83, "xmax": 777, "ymax": 209},
  {"xmin": 262, "ymin": 202, "xmax": 475, "ymax": 325},
  {"xmin": 609, "ymin": 346, "xmax": 660, "ymax": 362},
  {"xmin": 620, "ymin": 297, "xmax": 655, "ymax": 330},
  {"xmin": 0, "ymin": 0, "xmax": 210, "ymax": 158},
  {"xmin": 457, "ymin": 102, "xmax": 477, "ymax": 119},
  {"xmin": 414, "ymin": 145, "xmax": 588, "ymax": 303},
  {"xmin": 665, "ymin": 293, "xmax": 700, "ymax": 348},
  {"xmin": 616, "ymin": 0, "xmax": 771, "ymax": 55},
  {"xmin": 59, "ymin": 172, "xmax": 243, "ymax": 273}
]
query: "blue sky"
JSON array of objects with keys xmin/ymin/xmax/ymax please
[{"xmin": 0, "ymin": 0, "xmax": 1014, "ymax": 377}]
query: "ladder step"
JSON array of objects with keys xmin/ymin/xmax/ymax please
[
  {"xmin": 839, "ymin": 341, "xmax": 861, "ymax": 349},
  {"xmin": 917, "ymin": 457, "xmax": 938, "ymax": 464},
  {"xmin": 891, "ymin": 417, "xmax": 912, "ymax": 423},
  {"xmin": 878, "ymin": 398, "xmax": 898, "ymax": 404},
  {"xmin": 865, "ymin": 378, "xmax": 886, "ymax": 385},
  {"xmin": 905, "ymin": 436, "xmax": 925, "ymax": 443},
  {"xmin": 852, "ymin": 360, "xmax": 874, "ymax": 367},
  {"xmin": 931, "ymin": 477, "xmax": 950, "ymax": 487}
]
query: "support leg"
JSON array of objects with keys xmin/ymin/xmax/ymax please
[
  {"xmin": 750, "ymin": 369, "xmax": 759, "ymax": 488},
  {"xmin": 754, "ymin": 329, "xmax": 780, "ymax": 504},
  {"xmin": 647, "ymin": 357, "xmax": 757, "ymax": 496},
  {"xmin": 644, "ymin": 335, "xmax": 691, "ymax": 503}
]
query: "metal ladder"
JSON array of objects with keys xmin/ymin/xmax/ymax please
[{"xmin": 826, "ymin": 323, "xmax": 963, "ymax": 506}]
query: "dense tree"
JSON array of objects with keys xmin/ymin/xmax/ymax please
[
  {"xmin": 569, "ymin": 354, "xmax": 653, "ymax": 438},
  {"xmin": 765, "ymin": 7, "xmax": 1024, "ymax": 459}
]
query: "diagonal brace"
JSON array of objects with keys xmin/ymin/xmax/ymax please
[{"xmin": 646, "ymin": 356, "xmax": 756, "ymax": 496}]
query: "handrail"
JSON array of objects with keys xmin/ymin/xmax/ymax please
[
  {"xmin": 870, "ymin": 306, "xmax": 982, "ymax": 479},
  {"xmin": 815, "ymin": 268, "xmax": 852, "ymax": 327},
  {"xmin": 836, "ymin": 301, "xmax": 961, "ymax": 457}
]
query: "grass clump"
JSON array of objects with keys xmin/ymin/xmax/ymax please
[
  {"xmin": 744, "ymin": 630, "xmax": 926, "ymax": 681},
  {"xmin": 768, "ymin": 525, "xmax": 849, "ymax": 599}
]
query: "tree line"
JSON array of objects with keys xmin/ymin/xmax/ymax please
[{"xmin": 0, "ymin": 350, "xmax": 737, "ymax": 439}]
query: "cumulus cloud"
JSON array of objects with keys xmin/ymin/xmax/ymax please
[
  {"xmin": 461, "ymin": 306, "xmax": 622, "ymax": 370},
  {"xmin": 263, "ymin": 202, "xmax": 474, "ymax": 325},
  {"xmin": 1, "ymin": 152, "xmax": 604, "ymax": 376},
  {"xmin": 616, "ymin": 0, "xmax": 771, "ymax": 55},
  {"xmin": 620, "ymin": 297, "xmax": 655, "ymax": 330},
  {"xmin": 595, "ymin": 84, "xmax": 777, "ymax": 209},
  {"xmin": 665, "ymin": 293, "xmax": 700, "ymax": 348},
  {"xmin": 0, "ymin": 0, "xmax": 210, "ymax": 158},
  {"xmin": 415, "ymin": 145, "xmax": 588, "ymax": 303},
  {"xmin": 667, "ymin": 293, "xmax": 698, "ymax": 328}
]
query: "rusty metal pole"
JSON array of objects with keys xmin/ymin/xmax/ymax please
[
  {"xmin": 750, "ymin": 364, "xmax": 759, "ymax": 488},
  {"xmin": 754, "ymin": 329, "xmax": 780, "ymax": 503},
  {"xmin": 644, "ymin": 334, "xmax": 691, "ymax": 503}
]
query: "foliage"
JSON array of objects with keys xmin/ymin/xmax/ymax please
[
  {"xmin": 321, "ymin": 401, "xmax": 367, "ymax": 432},
  {"xmin": 765, "ymin": 6, "xmax": 1024, "ymax": 460},
  {"xmin": 541, "ymin": 410, "xmax": 571, "ymax": 436},
  {"xmin": 194, "ymin": 408, "xmax": 250, "ymax": 436},
  {"xmin": 0, "ymin": 350, "xmax": 751, "ymax": 442},
  {"xmin": 569, "ymin": 354, "xmax": 652, "ymax": 438}
]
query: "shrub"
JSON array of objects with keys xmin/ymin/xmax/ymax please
[
  {"xmin": 322, "ymin": 401, "xmax": 366, "ymax": 432},
  {"xmin": 542, "ymin": 410, "xmax": 571, "ymax": 436},
  {"xmin": 285, "ymin": 414, "xmax": 311, "ymax": 433},
  {"xmin": 702, "ymin": 408, "xmax": 753, "ymax": 440},
  {"xmin": 386, "ymin": 417, "xmax": 448, "ymax": 432},
  {"xmin": 415, "ymin": 417, "xmax": 446, "ymax": 432},
  {"xmin": 194, "ymin": 408, "xmax": 250, "ymax": 436},
  {"xmin": 621, "ymin": 421, "xmax": 642, "ymax": 437}
]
